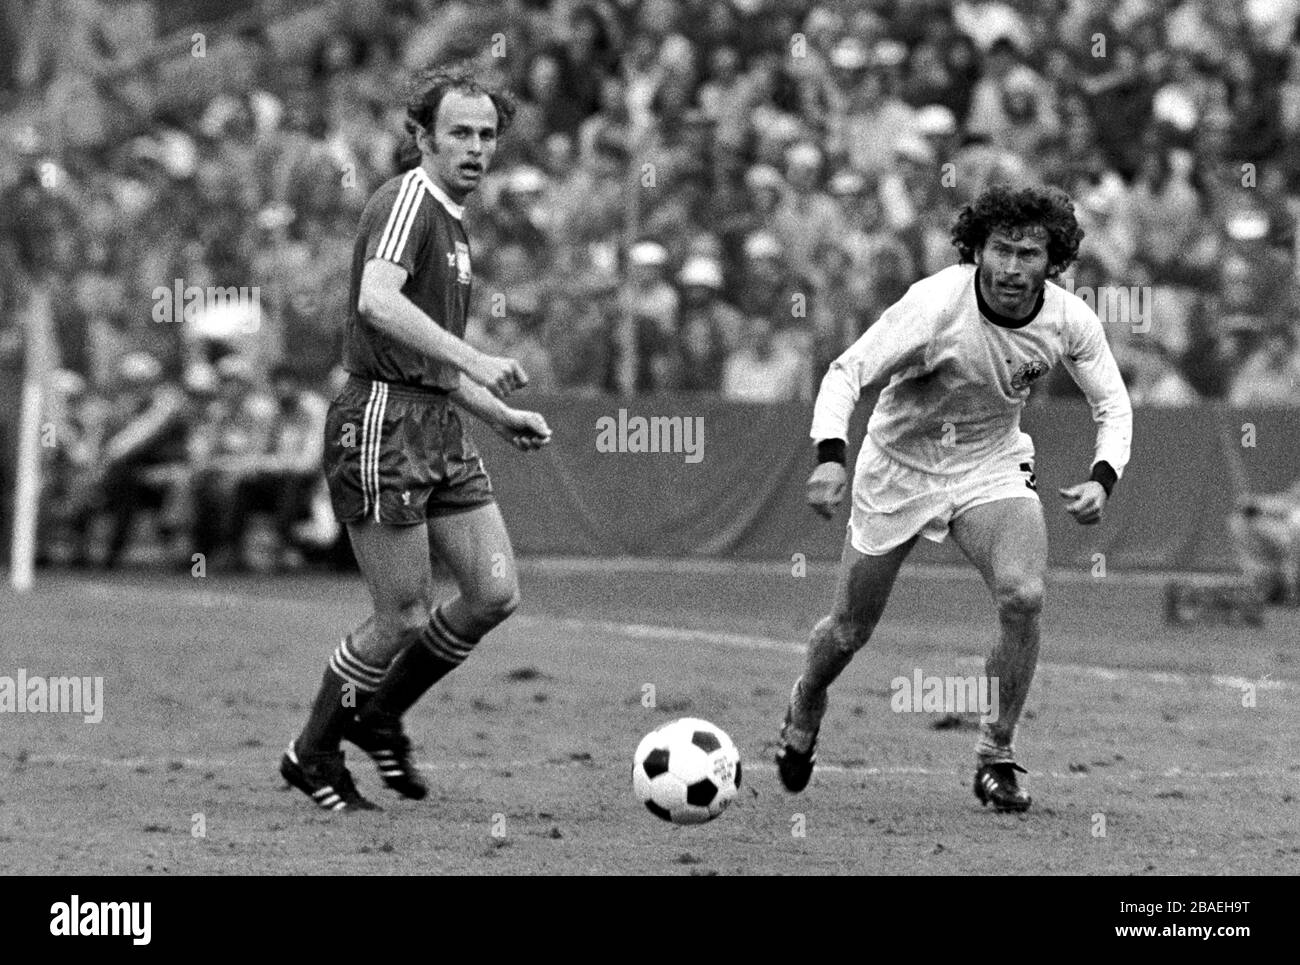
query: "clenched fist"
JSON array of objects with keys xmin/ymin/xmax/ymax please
[
  {"xmin": 1059, "ymin": 481, "xmax": 1106, "ymax": 525},
  {"xmin": 496, "ymin": 408, "xmax": 552, "ymax": 451},
  {"xmin": 807, "ymin": 462, "xmax": 848, "ymax": 519},
  {"xmin": 468, "ymin": 353, "xmax": 528, "ymax": 399}
]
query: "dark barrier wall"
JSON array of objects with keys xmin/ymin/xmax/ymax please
[
  {"xmin": 0, "ymin": 397, "xmax": 1291, "ymax": 571},
  {"xmin": 472, "ymin": 398, "xmax": 1299, "ymax": 572}
]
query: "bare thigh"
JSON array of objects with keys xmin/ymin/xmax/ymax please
[{"xmin": 949, "ymin": 498, "xmax": 1047, "ymax": 599}]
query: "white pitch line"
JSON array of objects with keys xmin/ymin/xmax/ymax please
[
  {"xmin": 65, "ymin": 583, "xmax": 1298, "ymax": 694},
  {"xmin": 518, "ymin": 556, "xmax": 1244, "ymax": 588},
  {"xmin": 12, "ymin": 753, "xmax": 1291, "ymax": 782},
  {"xmin": 538, "ymin": 616, "xmax": 804, "ymax": 654},
  {"xmin": 528, "ymin": 616, "xmax": 1295, "ymax": 694},
  {"xmin": 13, "ymin": 753, "xmax": 577, "ymax": 773}
]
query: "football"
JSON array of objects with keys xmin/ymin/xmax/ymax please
[{"xmin": 632, "ymin": 717, "xmax": 742, "ymax": 824}]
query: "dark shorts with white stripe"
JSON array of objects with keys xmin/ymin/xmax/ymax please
[{"xmin": 323, "ymin": 375, "xmax": 494, "ymax": 526}]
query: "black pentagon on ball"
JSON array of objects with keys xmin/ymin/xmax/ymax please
[
  {"xmin": 691, "ymin": 729, "xmax": 722, "ymax": 754},
  {"xmin": 686, "ymin": 777, "xmax": 719, "ymax": 807},
  {"xmin": 642, "ymin": 747, "xmax": 670, "ymax": 779},
  {"xmin": 645, "ymin": 800, "xmax": 672, "ymax": 822},
  {"xmin": 734, "ymin": 759, "xmax": 742, "ymax": 788}
]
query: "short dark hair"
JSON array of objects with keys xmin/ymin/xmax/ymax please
[
  {"xmin": 950, "ymin": 183, "xmax": 1084, "ymax": 278},
  {"xmin": 403, "ymin": 65, "xmax": 516, "ymax": 142}
]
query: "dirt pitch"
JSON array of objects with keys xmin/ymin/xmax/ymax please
[{"xmin": 1, "ymin": 559, "xmax": 1296, "ymax": 875}]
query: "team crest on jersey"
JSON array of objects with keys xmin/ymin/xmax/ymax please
[
  {"xmin": 1010, "ymin": 360, "xmax": 1049, "ymax": 391},
  {"xmin": 453, "ymin": 241, "xmax": 471, "ymax": 285}
]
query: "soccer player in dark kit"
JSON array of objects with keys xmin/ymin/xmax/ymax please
[{"xmin": 281, "ymin": 67, "xmax": 552, "ymax": 811}]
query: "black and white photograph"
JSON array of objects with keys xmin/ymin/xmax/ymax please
[{"xmin": 0, "ymin": 0, "xmax": 1294, "ymax": 912}]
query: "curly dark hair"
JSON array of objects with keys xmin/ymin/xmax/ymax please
[
  {"xmin": 950, "ymin": 184, "xmax": 1084, "ymax": 278},
  {"xmin": 401, "ymin": 64, "xmax": 517, "ymax": 159}
]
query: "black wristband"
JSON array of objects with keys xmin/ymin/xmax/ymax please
[
  {"xmin": 816, "ymin": 439, "xmax": 847, "ymax": 466},
  {"xmin": 1089, "ymin": 461, "xmax": 1117, "ymax": 498}
]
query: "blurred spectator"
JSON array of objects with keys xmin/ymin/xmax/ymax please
[
  {"xmin": 987, "ymin": 66, "xmax": 1061, "ymax": 157},
  {"xmin": 483, "ymin": 167, "xmax": 553, "ymax": 263},
  {"xmin": 37, "ymin": 368, "xmax": 109, "ymax": 566},
  {"xmin": 77, "ymin": 352, "xmax": 190, "ymax": 568},
  {"xmin": 545, "ymin": 285, "xmax": 618, "ymax": 394},
  {"xmin": 698, "ymin": 45, "xmax": 749, "ymax": 150},
  {"xmin": 230, "ymin": 364, "xmax": 329, "ymax": 571},
  {"xmin": 190, "ymin": 361, "xmax": 328, "ymax": 571},
  {"xmin": 545, "ymin": 137, "xmax": 625, "ymax": 273},
  {"xmin": 966, "ymin": 38, "xmax": 1036, "ymax": 140},
  {"xmin": 615, "ymin": 241, "xmax": 678, "ymax": 394},
  {"xmin": 517, "ymin": 48, "xmax": 590, "ymax": 144},
  {"xmin": 1229, "ymin": 328, "xmax": 1300, "ymax": 407},
  {"xmin": 1129, "ymin": 148, "xmax": 1207, "ymax": 283},
  {"xmin": 1115, "ymin": 342, "xmax": 1198, "ymax": 408},
  {"xmin": 471, "ymin": 293, "xmax": 558, "ymax": 393},
  {"xmin": 555, "ymin": 3, "xmax": 620, "ymax": 112},
  {"xmin": 722, "ymin": 315, "xmax": 812, "ymax": 403},
  {"xmin": 807, "ymin": 239, "xmax": 867, "ymax": 375},
  {"xmin": 836, "ymin": 173, "xmax": 915, "ymax": 328},
  {"xmin": 953, "ymin": 0, "xmax": 1030, "ymax": 53},
  {"xmin": 772, "ymin": 141, "xmax": 845, "ymax": 280},
  {"xmin": 902, "ymin": 28, "xmax": 980, "ymax": 120},
  {"xmin": 676, "ymin": 256, "xmax": 742, "ymax": 391},
  {"xmin": 1075, "ymin": 42, "xmax": 1153, "ymax": 181},
  {"xmin": 1, "ymin": 0, "xmax": 1297, "ymax": 422},
  {"xmin": 717, "ymin": 163, "xmax": 783, "ymax": 285},
  {"xmin": 735, "ymin": 231, "xmax": 811, "ymax": 341},
  {"xmin": 835, "ymin": 51, "xmax": 919, "ymax": 174},
  {"xmin": 578, "ymin": 73, "xmax": 632, "ymax": 161},
  {"xmin": 189, "ymin": 355, "xmax": 276, "ymax": 567}
]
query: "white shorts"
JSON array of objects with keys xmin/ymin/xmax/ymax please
[{"xmin": 848, "ymin": 436, "xmax": 1040, "ymax": 556}]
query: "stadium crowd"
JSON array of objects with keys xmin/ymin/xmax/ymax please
[
  {"xmin": 34, "ymin": 350, "xmax": 342, "ymax": 569},
  {"xmin": 4, "ymin": 0, "xmax": 1300, "ymax": 565}
]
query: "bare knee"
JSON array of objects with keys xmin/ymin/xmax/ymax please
[
  {"xmin": 377, "ymin": 593, "xmax": 435, "ymax": 640},
  {"xmin": 467, "ymin": 582, "xmax": 520, "ymax": 628},
  {"xmin": 996, "ymin": 576, "xmax": 1044, "ymax": 618}
]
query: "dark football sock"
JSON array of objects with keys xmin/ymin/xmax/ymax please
[
  {"xmin": 361, "ymin": 606, "xmax": 477, "ymax": 722},
  {"xmin": 296, "ymin": 636, "xmax": 388, "ymax": 755}
]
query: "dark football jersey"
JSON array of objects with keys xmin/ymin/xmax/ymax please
[{"xmin": 343, "ymin": 166, "xmax": 473, "ymax": 391}]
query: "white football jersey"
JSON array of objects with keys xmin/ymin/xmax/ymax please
[{"xmin": 811, "ymin": 263, "xmax": 1132, "ymax": 477}]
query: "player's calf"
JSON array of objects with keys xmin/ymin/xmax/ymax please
[
  {"xmin": 799, "ymin": 613, "xmax": 867, "ymax": 700},
  {"xmin": 776, "ymin": 616, "xmax": 866, "ymax": 793}
]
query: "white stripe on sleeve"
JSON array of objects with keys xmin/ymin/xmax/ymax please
[{"xmin": 375, "ymin": 171, "xmax": 423, "ymax": 263}]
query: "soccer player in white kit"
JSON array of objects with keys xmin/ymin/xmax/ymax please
[{"xmin": 776, "ymin": 185, "xmax": 1133, "ymax": 811}]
